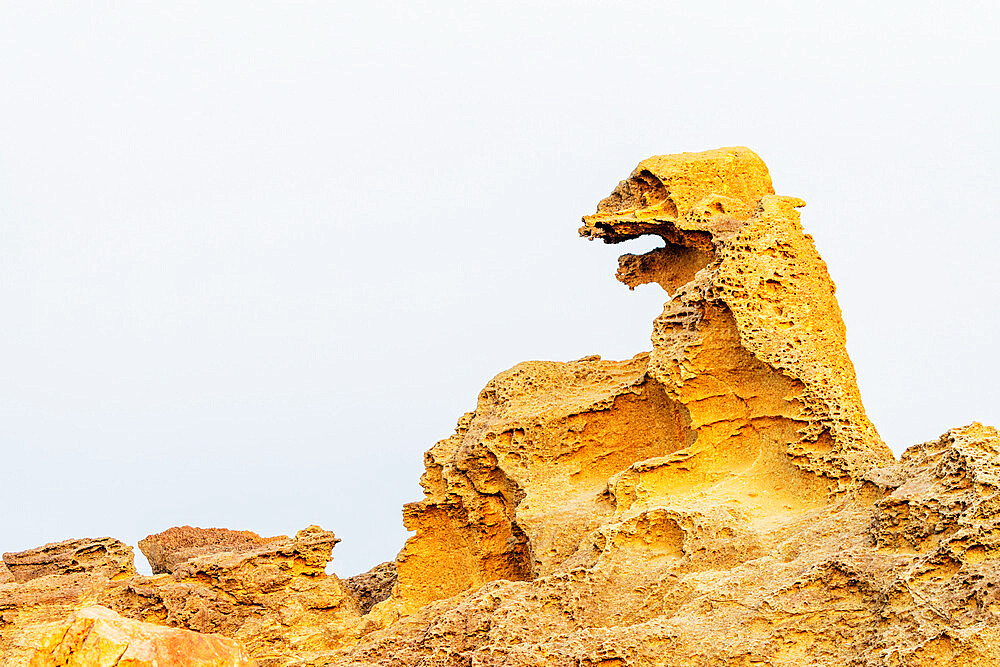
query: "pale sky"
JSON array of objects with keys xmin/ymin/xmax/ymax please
[{"xmin": 2, "ymin": 2, "xmax": 998, "ymax": 576}]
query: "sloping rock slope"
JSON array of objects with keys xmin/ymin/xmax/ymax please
[{"xmin": 2, "ymin": 147, "xmax": 999, "ymax": 666}]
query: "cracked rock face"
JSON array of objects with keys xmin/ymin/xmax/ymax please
[{"xmin": 3, "ymin": 147, "xmax": 999, "ymax": 666}]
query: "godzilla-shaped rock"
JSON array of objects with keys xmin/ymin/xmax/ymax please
[
  {"xmin": 28, "ymin": 605, "xmax": 251, "ymax": 666},
  {"xmin": 373, "ymin": 147, "xmax": 893, "ymax": 620},
  {"xmin": 330, "ymin": 148, "xmax": 1000, "ymax": 666}
]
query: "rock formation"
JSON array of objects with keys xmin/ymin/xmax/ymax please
[
  {"xmin": 331, "ymin": 148, "xmax": 1000, "ymax": 665},
  {"xmin": 2, "ymin": 147, "xmax": 999, "ymax": 666},
  {"xmin": 342, "ymin": 563, "xmax": 397, "ymax": 615}
]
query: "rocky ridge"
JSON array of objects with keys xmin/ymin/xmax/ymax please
[{"xmin": 2, "ymin": 147, "xmax": 998, "ymax": 666}]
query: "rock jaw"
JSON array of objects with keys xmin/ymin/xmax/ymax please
[{"xmin": 378, "ymin": 147, "xmax": 895, "ymax": 620}]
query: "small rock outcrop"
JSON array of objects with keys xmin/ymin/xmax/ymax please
[
  {"xmin": 342, "ymin": 562, "xmax": 397, "ymax": 615},
  {"xmin": 28, "ymin": 605, "xmax": 251, "ymax": 666},
  {"xmin": 138, "ymin": 526, "xmax": 284, "ymax": 574},
  {"xmin": 2, "ymin": 538, "xmax": 135, "ymax": 584}
]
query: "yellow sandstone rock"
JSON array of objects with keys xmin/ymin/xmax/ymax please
[
  {"xmin": 375, "ymin": 147, "xmax": 893, "ymax": 620},
  {"xmin": 28, "ymin": 605, "xmax": 251, "ymax": 666}
]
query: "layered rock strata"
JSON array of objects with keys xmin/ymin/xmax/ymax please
[{"xmin": 3, "ymin": 538, "xmax": 135, "ymax": 584}]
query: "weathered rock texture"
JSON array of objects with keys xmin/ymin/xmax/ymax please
[
  {"xmin": 3, "ymin": 538, "xmax": 135, "ymax": 584},
  {"xmin": 1, "ymin": 527, "xmax": 364, "ymax": 666},
  {"xmin": 2, "ymin": 147, "xmax": 999, "ymax": 666},
  {"xmin": 342, "ymin": 562, "xmax": 397, "ymax": 615},
  {"xmin": 29, "ymin": 605, "xmax": 251, "ymax": 666}
]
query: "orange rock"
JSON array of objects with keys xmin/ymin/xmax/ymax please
[
  {"xmin": 28, "ymin": 605, "xmax": 251, "ymax": 666},
  {"xmin": 379, "ymin": 147, "xmax": 894, "ymax": 620}
]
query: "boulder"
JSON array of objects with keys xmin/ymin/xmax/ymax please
[
  {"xmin": 1, "ymin": 526, "xmax": 363, "ymax": 666},
  {"xmin": 28, "ymin": 605, "xmax": 251, "ymax": 666}
]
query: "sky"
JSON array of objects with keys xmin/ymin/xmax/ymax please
[{"xmin": 2, "ymin": 1, "xmax": 998, "ymax": 577}]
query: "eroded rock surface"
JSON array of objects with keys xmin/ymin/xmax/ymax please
[
  {"xmin": 343, "ymin": 562, "xmax": 398, "ymax": 615},
  {"xmin": 1, "ymin": 527, "xmax": 364, "ymax": 666},
  {"xmin": 330, "ymin": 148, "xmax": 1000, "ymax": 666}
]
